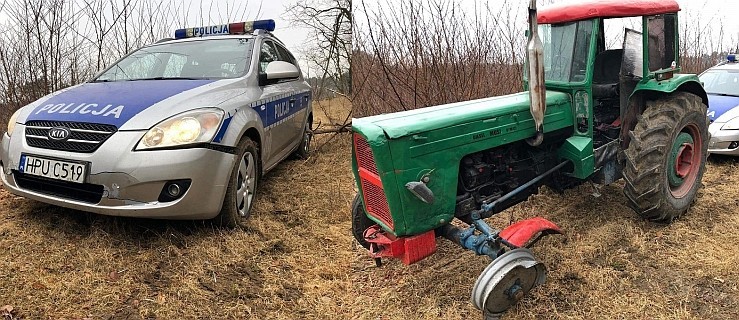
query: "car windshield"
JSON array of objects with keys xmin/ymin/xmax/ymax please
[
  {"xmin": 699, "ymin": 69, "xmax": 739, "ymax": 96},
  {"xmin": 94, "ymin": 38, "xmax": 254, "ymax": 82},
  {"xmin": 537, "ymin": 20, "xmax": 593, "ymax": 83}
]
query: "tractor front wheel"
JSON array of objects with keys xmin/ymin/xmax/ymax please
[
  {"xmin": 352, "ymin": 194, "xmax": 374, "ymax": 249},
  {"xmin": 622, "ymin": 92, "xmax": 708, "ymax": 222}
]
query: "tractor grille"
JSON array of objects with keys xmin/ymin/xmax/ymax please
[
  {"xmin": 14, "ymin": 171, "xmax": 104, "ymax": 203},
  {"xmin": 354, "ymin": 133, "xmax": 394, "ymax": 229},
  {"xmin": 25, "ymin": 121, "xmax": 117, "ymax": 153},
  {"xmin": 354, "ymin": 134, "xmax": 379, "ymax": 176}
]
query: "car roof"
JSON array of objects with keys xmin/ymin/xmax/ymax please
[
  {"xmin": 146, "ymin": 32, "xmax": 287, "ymax": 48},
  {"xmin": 706, "ymin": 63, "xmax": 739, "ymax": 72}
]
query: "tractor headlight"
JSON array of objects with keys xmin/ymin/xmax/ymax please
[
  {"xmin": 721, "ymin": 117, "xmax": 739, "ymax": 130},
  {"xmin": 6, "ymin": 108, "xmax": 21, "ymax": 137},
  {"xmin": 135, "ymin": 108, "xmax": 224, "ymax": 150}
]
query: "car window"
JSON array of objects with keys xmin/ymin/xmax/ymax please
[
  {"xmin": 700, "ymin": 70, "xmax": 739, "ymax": 96},
  {"xmin": 118, "ymin": 52, "xmax": 162, "ymax": 79},
  {"xmin": 162, "ymin": 54, "xmax": 188, "ymax": 77},
  {"xmin": 274, "ymin": 43, "xmax": 298, "ymax": 67},
  {"xmin": 259, "ymin": 41, "xmax": 279, "ymax": 74},
  {"xmin": 95, "ymin": 39, "xmax": 253, "ymax": 81}
]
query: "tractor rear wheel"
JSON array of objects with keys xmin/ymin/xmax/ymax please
[
  {"xmin": 351, "ymin": 194, "xmax": 374, "ymax": 249},
  {"xmin": 622, "ymin": 92, "xmax": 708, "ymax": 222}
]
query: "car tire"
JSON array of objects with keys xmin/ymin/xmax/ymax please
[
  {"xmin": 351, "ymin": 194, "xmax": 375, "ymax": 249},
  {"xmin": 215, "ymin": 137, "xmax": 260, "ymax": 228},
  {"xmin": 293, "ymin": 128, "xmax": 312, "ymax": 160},
  {"xmin": 622, "ymin": 92, "xmax": 708, "ymax": 222}
]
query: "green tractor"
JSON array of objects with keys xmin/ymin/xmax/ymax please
[{"xmin": 351, "ymin": 0, "xmax": 708, "ymax": 318}]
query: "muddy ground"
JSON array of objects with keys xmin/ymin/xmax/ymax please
[{"xmin": 1, "ymin": 99, "xmax": 738, "ymax": 319}]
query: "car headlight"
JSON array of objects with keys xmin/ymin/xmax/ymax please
[
  {"xmin": 135, "ymin": 108, "xmax": 224, "ymax": 150},
  {"xmin": 722, "ymin": 117, "xmax": 739, "ymax": 130},
  {"xmin": 6, "ymin": 108, "xmax": 21, "ymax": 137}
]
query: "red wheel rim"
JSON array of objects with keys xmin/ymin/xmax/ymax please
[
  {"xmin": 670, "ymin": 123, "xmax": 702, "ymax": 198},
  {"xmin": 674, "ymin": 143, "xmax": 694, "ymax": 178}
]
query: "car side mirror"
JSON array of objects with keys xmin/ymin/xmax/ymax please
[{"xmin": 259, "ymin": 61, "xmax": 300, "ymax": 86}]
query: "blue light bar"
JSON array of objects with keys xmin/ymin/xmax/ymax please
[
  {"xmin": 174, "ymin": 19, "xmax": 276, "ymax": 39},
  {"xmin": 729, "ymin": 54, "xmax": 737, "ymax": 63},
  {"xmin": 248, "ymin": 20, "xmax": 276, "ymax": 32}
]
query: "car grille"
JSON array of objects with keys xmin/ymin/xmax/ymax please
[
  {"xmin": 354, "ymin": 133, "xmax": 394, "ymax": 229},
  {"xmin": 25, "ymin": 121, "xmax": 117, "ymax": 153},
  {"xmin": 13, "ymin": 171, "xmax": 104, "ymax": 204}
]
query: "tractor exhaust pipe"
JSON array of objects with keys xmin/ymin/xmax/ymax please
[{"xmin": 526, "ymin": 0, "xmax": 546, "ymax": 146}]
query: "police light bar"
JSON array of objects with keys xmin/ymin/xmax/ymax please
[
  {"xmin": 174, "ymin": 19, "xmax": 276, "ymax": 39},
  {"xmin": 728, "ymin": 54, "xmax": 737, "ymax": 63}
]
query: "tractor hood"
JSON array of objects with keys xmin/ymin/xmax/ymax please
[{"xmin": 354, "ymin": 91, "xmax": 571, "ymax": 139}]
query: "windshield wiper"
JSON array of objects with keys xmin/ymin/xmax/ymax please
[{"xmin": 132, "ymin": 77, "xmax": 207, "ymax": 81}]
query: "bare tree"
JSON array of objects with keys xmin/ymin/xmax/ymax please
[
  {"xmin": 286, "ymin": 0, "xmax": 352, "ymax": 98},
  {"xmin": 352, "ymin": 0, "xmax": 525, "ymax": 117}
]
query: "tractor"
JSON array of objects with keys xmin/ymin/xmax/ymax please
[{"xmin": 351, "ymin": 0, "xmax": 708, "ymax": 318}]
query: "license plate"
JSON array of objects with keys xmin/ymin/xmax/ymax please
[{"xmin": 19, "ymin": 154, "xmax": 88, "ymax": 184}]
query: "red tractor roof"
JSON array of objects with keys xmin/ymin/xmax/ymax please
[{"xmin": 537, "ymin": 0, "xmax": 680, "ymax": 24}]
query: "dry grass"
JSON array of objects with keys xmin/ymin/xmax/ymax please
[{"xmin": 1, "ymin": 98, "xmax": 739, "ymax": 319}]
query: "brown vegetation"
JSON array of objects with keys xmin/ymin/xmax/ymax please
[{"xmin": 352, "ymin": 0, "xmax": 525, "ymax": 117}]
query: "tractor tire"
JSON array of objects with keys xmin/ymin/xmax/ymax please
[
  {"xmin": 351, "ymin": 194, "xmax": 375, "ymax": 249},
  {"xmin": 622, "ymin": 92, "xmax": 708, "ymax": 222}
]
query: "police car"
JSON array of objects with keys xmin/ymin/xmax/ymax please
[
  {"xmin": 704, "ymin": 54, "xmax": 739, "ymax": 155},
  {"xmin": 0, "ymin": 20, "xmax": 313, "ymax": 228}
]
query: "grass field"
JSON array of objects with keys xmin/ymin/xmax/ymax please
[{"xmin": 1, "ymin": 99, "xmax": 738, "ymax": 319}]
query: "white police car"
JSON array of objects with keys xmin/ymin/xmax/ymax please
[
  {"xmin": 704, "ymin": 54, "xmax": 739, "ymax": 155},
  {"xmin": 0, "ymin": 20, "xmax": 313, "ymax": 228}
]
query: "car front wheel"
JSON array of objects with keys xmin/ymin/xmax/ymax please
[{"xmin": 215, "ymin": 137, "xmax": 260, "ymax": 228}]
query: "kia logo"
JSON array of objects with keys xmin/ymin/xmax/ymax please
[{"xmin": 48, "ymin": 127, "xmax": 71, "ymax": 141}]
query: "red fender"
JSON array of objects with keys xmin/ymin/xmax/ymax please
[{"xmin": 499, "ymin": 217, "xmax": 562, "ymax": 248}]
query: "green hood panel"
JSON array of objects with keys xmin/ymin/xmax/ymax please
[
  {"xmin": 352, "ymin": 90, "xmax": 576, "ymax": 236},
  {"xmin": 354, "ymin": 91, "xmax": 571, "ymax": 139}
]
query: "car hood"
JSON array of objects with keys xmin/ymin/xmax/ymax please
[
  {"xmin": 20, "ymin": 79, "xmax": 241, "ymax": 130},
  {"xmin": 707, "ymin": 94, "xmax": 739, "ymax": 122}
]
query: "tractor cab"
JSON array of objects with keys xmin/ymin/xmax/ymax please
[{"xmin": 529, "ymin": 0, "xmax": 708, "ymax": 185}]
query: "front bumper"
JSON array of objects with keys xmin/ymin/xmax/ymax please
[
  {"xmin": 0, "ymin": 127, "xmax": 235, "ymax": 219},
  {"xmin": 708, "ymin": 122, "xmax": 739, "ymax": 156}
]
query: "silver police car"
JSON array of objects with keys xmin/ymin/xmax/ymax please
[
  {"xmin": 0, "ymin": 20, "xmax": 313, "ymax": 228},
  {"xmin": 705, "ymin": 54, "xmax": 739, "ymax": 155}
]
